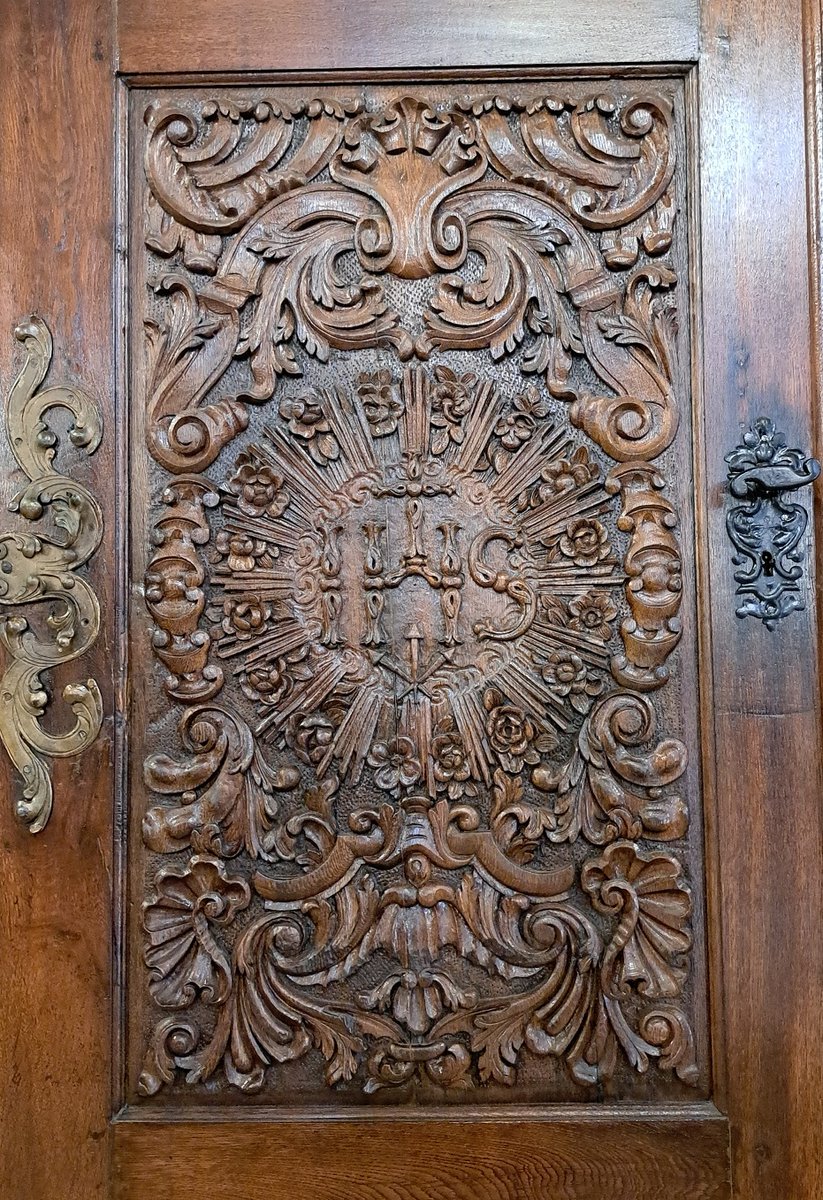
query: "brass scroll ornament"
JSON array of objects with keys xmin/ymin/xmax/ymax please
[
  {"xmin": 0, "ymin": 317, "xmax": 103, "ymax": 831},
  {"xmin": 726, "ymin": 417, "xmax": 821, "ymax": 629}
]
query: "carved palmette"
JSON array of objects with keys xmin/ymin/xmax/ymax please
[{"xmin": 135, "ymin": 84, "xmax": 698, "ymax": 1100}]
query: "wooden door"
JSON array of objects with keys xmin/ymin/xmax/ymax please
[{"xmin": 1, "ymin": 2, "xmax": 821, "ymax": 1198}]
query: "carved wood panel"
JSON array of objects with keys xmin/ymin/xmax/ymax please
[{"xmin": 126, "ymin": 77, "xmax": 707, "ymax": 1106}]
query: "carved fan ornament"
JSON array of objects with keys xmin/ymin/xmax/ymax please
[{"xmin": 136, "ymin": 87, "xmax": 697, "ymax": 1100}]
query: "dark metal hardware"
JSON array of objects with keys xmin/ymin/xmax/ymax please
[{"xmin": 725, "ymin": 418, "xmax": 820, "ymax": 629}]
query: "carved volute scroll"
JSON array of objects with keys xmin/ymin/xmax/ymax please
[
  {"xmin": 130, "ymin": 80, "xmax": 704, "ymax": 1104},
  {"xmin": 0, "ymin": 317, "xmax": 104, "ymax": 832}
]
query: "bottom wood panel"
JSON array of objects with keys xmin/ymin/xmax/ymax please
[{"xmin": 114, "ymin": 1111, "xmax": 731, "ymax": 1200}]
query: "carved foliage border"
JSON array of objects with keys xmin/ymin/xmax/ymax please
[{"xmin": 136, "ymin": 86, "xmax": 697, "ymax": 1100}]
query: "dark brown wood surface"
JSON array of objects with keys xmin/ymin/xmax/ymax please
[
  {"xmin": 699, "ymin": 0, "xmax": 823, "ymax": 1195},
  {"xmin": 114, "ymin": 1113, "xmax": 731, "ymax": 1200},
  {"xmin": 0, "ymin": 0, "xmax": 820, "ymax": 1197},
  {"xmin": 0, "ymin": 1, "xmax": 115, "ymax": 1199},
  {"xmin": 117, "ymin": 0, "xmax": 699, "ymax": 73},
  {"xmin": 125, "ymin": 73, "xmax": 708, "ymax": 1113}
]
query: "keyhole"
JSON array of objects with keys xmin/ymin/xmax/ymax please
[{"xmin": 761, "ymin": 550, "xmax": 776, "ymax": 577}]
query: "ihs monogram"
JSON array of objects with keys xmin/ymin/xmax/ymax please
[{"xmin": 206, "ymin": 367, "xmax": 625, "ymax": 804}]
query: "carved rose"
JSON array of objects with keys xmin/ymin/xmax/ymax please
[
  {"xmin": 367, "ymin": 736, "xmax": 422, "ymax": 796},
  {"xmin": 357, "ymin": 370, "xmax": 404, "ymax": 437},
  {"xmin": 430, "ymin": 365, "xmax": 476, "ymax": 453},
  {"xmin": 220, "ymin": 595, "xmax": 271, "ymax": 640},
  {"xmin": 541, "ymin": 651, "xmax": 604, "ymax": 714},
  {"xmin": 494, "ymin": 408, "xmax": 534, "ymax": 450},
  {"xmin": 559, "ymin": 517, "xmax": 610, "ymax": 567},
  {"xmin": 227, "ymin": 451, "xmax": 290, "ymax": 519},
  {"xmin": 483, "ymin": 687, "xmax": 550, "ymax": 772},
  {"xmin": 539, "ymin": 446, "xmax": 598, "ymax": 496},
  {"xmin": 286, "ymin": 712, "xmax": 337, "ymax": 766},
  {"xmin": 432, "ymin": 718, "xmax": 477, "ymax": 799},
  {"xmin": 241, "ymin": 662, "xmax": 290, "ymax": 706},
  {"xmin": 214, "ymin": 531, "xmax": 271, "ymax": 573},
  {"xmin": 242, "ymin": 646, "xmax": 311, "ymax": 707},
  {"xmin": 568, "ymin": 590, "xmax": 618, "ymax": 641},
  {"xmin": 280, "ymin": 393, "xmax": 340, "ymax": 465}
]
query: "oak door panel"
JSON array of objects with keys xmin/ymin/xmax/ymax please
[{"xmin": 126, "ymin": 76, "xmax": 708, "ymax": 1110}]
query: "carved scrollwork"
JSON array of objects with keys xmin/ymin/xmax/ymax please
[
  {"xmin": 0, "ymin": 317, "xmax": 103, "ymax": 831},
  {"xmin": 142, "ymin": 90, "xmax": 680, "ymax": 472},
  {"xmin": 532, "ymin": 690, "xmax": 688, "ymax": 845},
  {"xmin": 139, "ymin": 823, "xmax": 695, "ymax": 1094},
  {"xmin": 137, "ymin": 83, "xmax": 699, "ymax": 1103}
]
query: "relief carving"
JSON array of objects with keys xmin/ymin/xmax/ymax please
[
  {"xmin": 0, "ymin": 317, "xmax": 103, "ymax": 832},
  {"xmin": 136, "ymin": 84, "xmax": 698, "ymax": 1100},
  {"xmin": 142, "ymin": 92, "xmax": 679, "ymax": 473}
]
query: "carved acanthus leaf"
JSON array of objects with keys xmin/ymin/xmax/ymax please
[
  {"xmin": 143, "ymin": 92, "xmax": 680, "ymax": 473},
  {"xmin": 144, "ymin": 97, "xmax": 358, "ymax": 272},
  {"xmin": 143, "ymin": 706, "xmax": 300, "ymax": 858},
  {"xmin": 137, "ymin": 84, "xmax": 698, "ymax": 1103},
  {"xmin": 141, "ymin": 814, "xmax": 696, "ymax": 1094},
  {"xmin": 533, "ymin": 691, "xmax": 688, "ymax": 843}
]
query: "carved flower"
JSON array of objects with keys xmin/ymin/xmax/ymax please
[
  {"xmin": 739, "ymin": 416, "xmax": 785, "ymax": 464},
  {"xmin": 214, "ymin": 531, "xmax": 271, "ymax": 573},
  {"xmin": 559, "ymin": 517, "xmax": 610, "ymax": 567},
  {"xmin": 581, "ymin": 841, "xmax": 692, "ymax": 999},
  {"xmin": 143, "ymin": 856, "xmax": 251, "ymax": 1008},
  {"xmin": 432, "ymin": 718, "xmax": 477, "ymax": 799},
  {"xmin": 286, "ymin": 712, "xmax": 337, "ymax": 766},
  {"xmin": 280, "ymin": 393, "xmax": 339, "ymax": 465},
  {"xmin": 430, "ymin": 365, "xmax": 477, "ymax": 453},
  {"xmin": 568, "ymin": 590, "xmax": 618, "ymax": 641},
  {"xmin": 241, "ymin": 662, "xmax": 291, "ymax": 706},
  {"xmin": 357, "ymin": 370, "xmax": 404, "ymax": 437},
  {"xmin": 540, "ymin": 651, "xmax": 604, "ymax": 714},
  {"xmin": 483, "ymin": 688, "xmax": 552, "ymax": 772},
  {"xmin": 220, "ymin": 595, "xmax": 271, "ymax": 640},
  {"xmin": 494, "ymin": 408, "xmax": 534, "ymax": 450},
  {"xmin": 367, "ymin": 736, "xmax": 422, "ymax": 796},
  {"xmin": 493, "ymin": 386, "xmax": 550, "ymax": 450},
  {"xmin": 227, "ymin": 451, "xmax": 290, "ymax": 519},
  {"xmin": 539, "ymin": 446, "xmax": 598, "ymax": 496}
]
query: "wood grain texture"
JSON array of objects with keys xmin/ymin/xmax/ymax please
[
  {"xmin": 0, "ymin": 1, "xmax": 114, "ymax": 1198},
  {"xmin": 114, "ymin": 1114, "xmax": 731, "ymax": 1200},
  {"xmin": 699, "ymin": 0, "xmax": 823, "ymax": 1196},
  {"xmin": 117, "ymin": 0, "xmax": 699, "ymax": 74}
]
